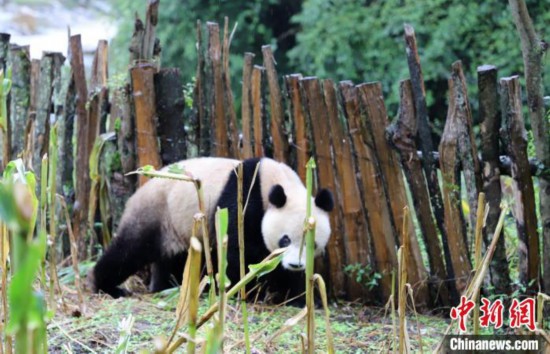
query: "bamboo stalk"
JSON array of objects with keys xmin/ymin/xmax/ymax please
[
  {"xmin": 305, "ymin": 158, "xmax": 316, "ymax": 354},
  {"xmin": 237, "ymin": 163, "xmax": 251, "ymax": 353},
  {"xmin": 472, "ymin": 193, "xmax": 486, "ymax": 335},
  {"xmin": 186, "ymin": 237, "xmax": 202, "ymax": 354}
]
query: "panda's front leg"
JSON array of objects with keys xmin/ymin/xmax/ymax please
[{"xmin": 149, "ymin": 252, "xmax": 187, "ymax": 292}]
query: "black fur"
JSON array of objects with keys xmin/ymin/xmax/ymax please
[
  {"xmin": 215, "ymin": 158, "xmax": 305, "ymax": 303},
  {"xmin": 92, "ymin": 220, "xmax": 163, "ymax": 298},
  {"xmin": 268, "ymin": 184, "xmax": 287, "ymax": 208},
  {"xmin": 91, "ymin": 158, "xmax": 306, "ymax": 303},
  {"xmin": 315, "ymin": 188, "xmax": 334, "ymax": 212}
]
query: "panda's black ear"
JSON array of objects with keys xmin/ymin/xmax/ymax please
[
  {"xmin": 268, "ymin": 184, "xmax": 287, "ymax": 208},
  {"xmin": 315, "ymin": 189, "xmax": 334, "ymax": 212}
]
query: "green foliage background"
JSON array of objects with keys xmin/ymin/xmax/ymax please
[{"xmin": 109, "ymin": 0, "xmax": 549, "ymax": 133}]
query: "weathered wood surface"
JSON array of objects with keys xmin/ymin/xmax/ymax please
[
  {"xmin": 478, "ymin": 65, "xmax": 510, "ymax": 295},
  {"xmin": 262, "ymin": 45, "xmax": 288, "ymax": 163},
  {"xmin": 449, "ymin": 61, "xmax": 482, "ymax": 236},
  {"xmin": 251, "ymin": 65, "xmax": 265, "ymax": 158},
  {"xmin": 58, "ymin": 75, "xmax": 75, "ymax": 205},
  {"xmin": 70, "ymin": 34, "xmax": 91, "ymax": 259},
  {"xmin": 324, "ymin": 78, "xmax": 369, "ymax": 299},
  {"xmin": 130, "ymin": 62, "xmax": 162, "ymax": 186},
  {"xmin": 339, "ymin": 81, "xmax": 395, "ymax": 299},
  {"xmin": 301, "ymin": 77, "xmax": 346, "ymax": 297},
  {"xmin": 154, "ymin": 68, "xmax": 186, "ymax": 164},
  {"xmin": 500, "ymin": 76, "xmax": 540, "ymax": 291},
  {"xmin": 222, "ymin": 17, "xmax": 239, "ymax": 158},
  {"xmin": 8, "ymin": 45, "xmax": 30, "ymax": 160},
  {"xmin": 0, "ymin": 33, "xmax": 9, "ymax": 72},
  {"xmin": 194, "ymin": 20, "xmax": 208, "ymax": 157},
  {"xmin": 388, "ymin": 79, "xmax": 451, "ymax": 306},
  {"xmin": 206, "ymin": 22, "xmax": 228, "ymax": 158},
  {"xmin": 357, "ymin": 82, "xmax": 429, "ymax": 306},
  {"xmin": 403, "ymin": 26, "xmax": 454, "ymax": 298},
  {"xmin": 439, "ymin": 77, "xmax": 472, "ymax": 295},
  {"xmin": 240, "ymin": 52, "xmax": 254, "ymax": 159},
  {"xmin": 285, "ymin": 74, "xmax": 306, "ymax": 181},
  {"xmin": 509, "ymin": 0, "xmax": 550, "ymax": 295},
  {"xmin": 110, "ymin": 83, "xmax": 136, "ymax": 229},
  {"xmin": 89, "ymin": 40, "xmax": 109, "ymax": 135},
  {"xmin": 33, "ymin": 53, "xmax": 60, "ymax": 181},
  {"xmin": 129, "ymin": 0, "xmax": 160, "ymax": 63},
  {"xmin": 0, "ymin": 33, "xmax": 10, "ymax": 169}
]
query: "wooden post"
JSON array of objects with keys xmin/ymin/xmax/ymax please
[
  {"xmin": 388, "ymin": 79, "xmax": 451, "ymax": 306},
  {"xmin": 241, "ymin": 53, "xmax": 255, "ymax": 159},
  {"xmin": 300, "ymin": 77, "xmax": 346, "ymax": 297},
  {"xmin": 206, "ymin": 22, "xmax": 228, "ymax": 157},
  {"xmin": 285, "ymin": 74, "xmax": 307, "ymax": 181},
  {"xmin": 439, "ymin": 77, "xmax": 472, "ymax": 295},
  {"xmin": 0, "ymin": 33, "xmax": 10, "ymax": 170},
  {"xmin": 500, "ymin": 76, "xmax": 540, "ymax": 291},
  {"xmin": 130, "ymin": 62, "xmax": 162, "ymax": 186},
  {"xmin": 70, "ymin": 34, "xmax": 91, "ymax": 259},
  {"xmin": 403, "ymin": 25, "xmax": 451, "ymax": 283},
  {"xmin": 449, "ymin": 61, "xmax": 482, "ymax": 234},
  {"xmin": 194, "ymin": 20, "xmax": 209, "ymax": 157},
  {"xmin": 324, "ymin": 78, "xmax": 370, "ymax": 299},
  {"xmin": 339, "ymin": 81, "xmax": 396, "ymax": 300},
  {"xmin": 89, "ymin": 40, "xmax": 109, "ymax": 135},
  {"xmin": 154, "ymin": 68, "xmax": 186, "ymax": 164},
  {"xmin": 110, "ymin": 83, "xmax": 136, "ymax": 229},
  {"xmin": 33, "ymin": 53, "xmax": 58, "ymax": 180},
  {"xmin": 262, "ymin": 45, "xmax": 288, "ymax": 163},
  {"xmin": 8, "ymin": 45, "xmax": 31, "ymax": 160},
  {"xmin": 478, "ymin": 65, "xmax": 510, "ymax": 295},
  {"xmin": 129, "ymin": 0, "xmax": 160, "ymax": 63},
  {"xmin": 251, "ymin": 65, "xmax": 265, "ymax": 158},
  {"xmin": 357, "ymin": 82, "xmax": 429, "ymax": 307},
  {"xmin": 0, "ymin": 33, "xmax": 9, "ymax": 72},
  {"xmin": 222, "ymin": 17, "xmax": 239, "ymax": 158},
  {"xmin": 58, "ymin": 75, "xmax": 75, "ymax": 207}
]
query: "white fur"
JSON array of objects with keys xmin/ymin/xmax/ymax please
[
  {"xmin": 118, "ymin": 157, "xmax": 331, "ymax": 271},
  {"xmin": 259, "ymin": 159, "xmax": 332, "ymax": 271}
]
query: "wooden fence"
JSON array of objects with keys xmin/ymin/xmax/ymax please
[{"xmin": 0, "ymin": 1, "xmax": 545, "ymax": 309}]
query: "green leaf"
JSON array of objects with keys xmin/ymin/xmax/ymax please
[{"xmin": 248, "ymin": 254, "xmax": 283, "ymax": 278}]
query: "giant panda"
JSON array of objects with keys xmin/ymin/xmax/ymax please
[{"xmin": 89, "ymin": 157, "xmax": 334, "ymax": 303}]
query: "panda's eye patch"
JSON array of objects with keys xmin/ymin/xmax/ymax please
[{"xmin": 279, "ymin": 235, "xmax": 291, "ymax": 248}]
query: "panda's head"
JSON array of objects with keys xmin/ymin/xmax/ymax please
[{"xmin": 261, "ymin": 184, "xmax": 334, "ymax": 272}]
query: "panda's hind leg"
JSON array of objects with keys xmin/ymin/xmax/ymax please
[
  {"xmin": 92, "ymin": 221, "xmax": 163, "ymax": 298},
  {"xmin": 149, "ymin": 252, "xmax": 187, "ymax": 292}
]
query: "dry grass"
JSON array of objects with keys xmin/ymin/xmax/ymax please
[{"xmin": 45, "ymin": 282, "xmax": 449, "ymax": 353}]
